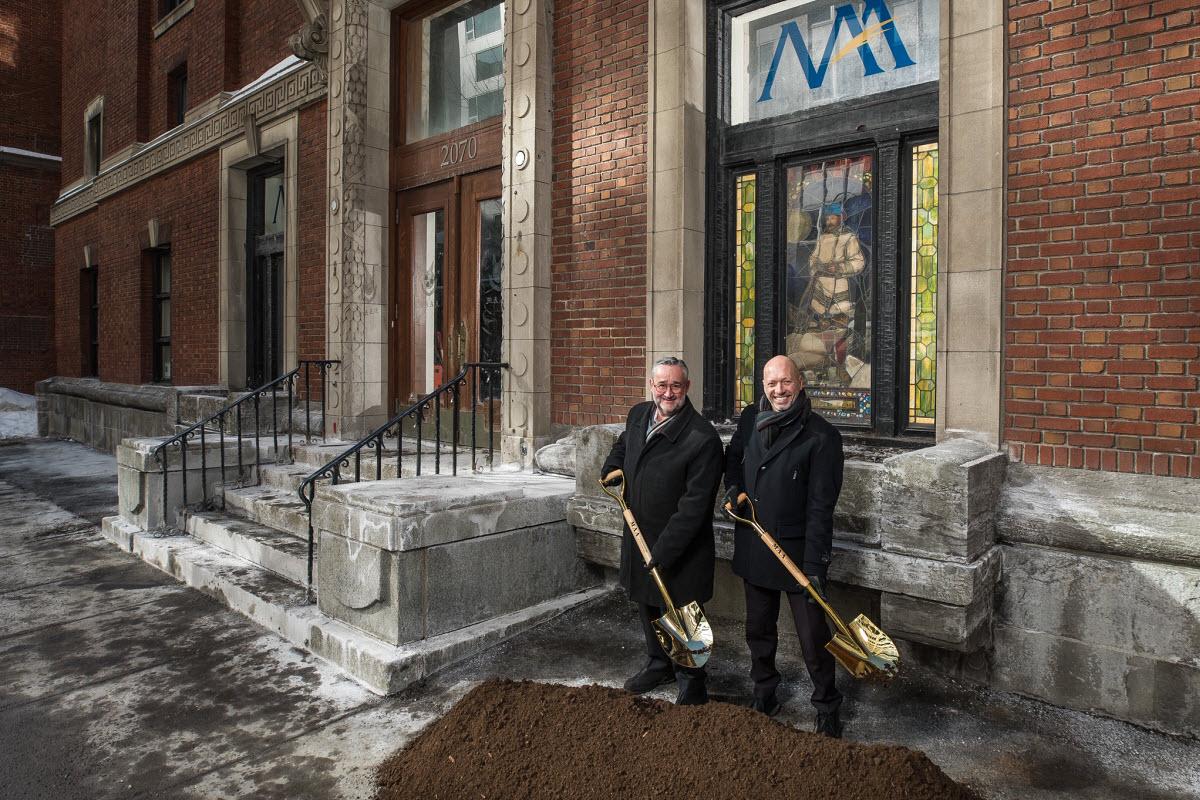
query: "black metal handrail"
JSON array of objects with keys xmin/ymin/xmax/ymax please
[
  {"xmin": 154, "ymin": 360, "xmax": 339, "ymax": 530},
  {"xmin": 297, "ymin": 361, "xmax": 507, "ymax": 590}
]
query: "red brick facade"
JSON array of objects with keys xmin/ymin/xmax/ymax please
[
  {"xmin": 53, "ymin": 0, "xmax": 323, "ymax": 387},
  {"xmin": 0, "ymin": 0, "xmax": 61, "ymax": 394},
  {"xmin": 1005, "ymin": 0, "xmax": 1200, "ymax": 478},
  {"xmin": 551, "ymin": 0, "xmax": 649, "ymax": 427}
]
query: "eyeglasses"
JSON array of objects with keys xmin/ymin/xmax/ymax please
[{"xmin": 652, "ymin": 382, "xmax": 687, "ymax": 393}]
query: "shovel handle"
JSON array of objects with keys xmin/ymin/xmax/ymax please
[
  {"xmin": 723, "ymin": 498, "xmax": 856, "ymax": 644},
  {"xmin": 599, "ymin": 477, "xmax": 679, "ymax": 612}
]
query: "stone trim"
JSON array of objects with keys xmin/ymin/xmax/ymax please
[
  {"xmin": 646, "ymin": 0, "xmax": 707, "ymax": 397},
  {"xmin": 51, "ymin": 61, "xmax": 327, "ymax": 227},
  {"xmin": 153, "ymin": 0, "xmax": 195, "ymax": 38}
]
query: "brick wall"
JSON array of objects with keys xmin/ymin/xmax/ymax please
[
  {"xmin": 551, "ymin": 0, "xmax": 649, "ymax": 427},
  {"xmin": 60, "ymin": 0, "xmax": 301, "ymax": 186},
  {"xmin": 297, "ymin": 100, "xmax": 327, "ymax": 363},
  {"xmin": 0, "ymin": 0, "xmax": 60, "ymax": 394},
  {"xmin": 54, "ymin": 154, "xmax": 221, "ymax": 385},
  {"xmin": 1005, "ymin": 0, "xmax": 1200, "ymax": 478}
]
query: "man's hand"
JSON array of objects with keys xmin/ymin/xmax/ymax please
[
  {"xmin": 805, "ymin": 574, "xmax": 827, "ymax": 605},
  {"xmin": 601, "ymin": 468, "xmax": 624, "ymax": 487},
  {"xmin": 643, "ymin": 559, "xmax": 661, "ymax": 573},
  {"xmin": 722, "ymin": 487, "xmax": 748, "ymax": 514}
]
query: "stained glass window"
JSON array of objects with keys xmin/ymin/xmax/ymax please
[
  {"xmin": 909, "ymin": 142, "xmax": 938, "ymax": 427},
  {"xmin": 734, "ymin": 174, "xmax": 757, "ymax": 412},
  {"xmin": 783, "ymin": 154, "xmax": 874, "ymax": 426}
]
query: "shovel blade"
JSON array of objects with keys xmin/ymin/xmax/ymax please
[
  {"xmin": 824, "ymin": 614, "xmax": 901, "ymax": 682},
  {"xmin": 653, "ymin": 601, "xmax": 712, "ymax": 669}
]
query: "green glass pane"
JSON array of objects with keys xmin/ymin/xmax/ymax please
[{"xmin": 908, "ymin": 143, "xmax": 938, "ymax": 427}]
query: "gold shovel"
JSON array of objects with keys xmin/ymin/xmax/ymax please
[
  {"xmin": 599, "ymin": 471, "xmax": 713, "ymax": 669},
  {"xmin": 724, "ymin": 494, "xmax": 899, "ymax": 681}
]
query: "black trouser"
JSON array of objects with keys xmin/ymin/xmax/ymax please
[
  {"xmin": 743, "ymin": 581, "xmax": 841, "ymax": 712},
  {"xmin": 636, "ymin": 602, "xmax": 706, "ymax": 681}
]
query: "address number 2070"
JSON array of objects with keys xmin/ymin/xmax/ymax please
[{"xmin": 440, "ymin": 136, "xmax": 478, "ymax": 167}]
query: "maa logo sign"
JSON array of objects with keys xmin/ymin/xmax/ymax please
[{"xmin": 730, "ymin": 0, "xmax": 938, "ymax": 124}]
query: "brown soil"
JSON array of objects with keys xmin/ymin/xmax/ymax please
[{"xmin": 375, "ymin": 680, "xmax": 983, "ymax": 800}]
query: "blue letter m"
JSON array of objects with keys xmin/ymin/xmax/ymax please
[{"xmin": 757, "ymin": 0, "xmax": 916, "ymax": 101}]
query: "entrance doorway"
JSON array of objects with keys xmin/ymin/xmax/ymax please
[
  {"xmin": 246, "ymin": 165, "xmax": 285, "ymax": 388},
  {"xmin": 392, "ymin": 167, "xmax": 503, "ymax": 412}
]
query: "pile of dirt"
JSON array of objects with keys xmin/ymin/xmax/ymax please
[{"xmin": 375, "ymin": 680, "xmax": 982, "ymax": 800}]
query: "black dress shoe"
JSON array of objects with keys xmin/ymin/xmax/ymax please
[
  {"xmin": 814, "ymin": 709, "xmax": 843, "ymax": 738},
  {"xmin": 749, "ymin": 694, "xmax": 781, "ymax": 717},
  {"xmin": 675, "ymin": 670, "xmax": 708, "ymax": 706},
  {"xmin": 623, "ymin": 660, "xmax": 675, "ymax": 694}
]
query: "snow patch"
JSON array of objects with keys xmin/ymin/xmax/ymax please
[{"xmin": 0, "ymin": 389, "xmax": 36, "ymax": 439}]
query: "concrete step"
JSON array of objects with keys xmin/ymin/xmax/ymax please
[
  {"xmin": 184, "ymin": 508, "xmax": 310, "ymax": 586},
  {"xmin": 222, "ymin": 484, "xmax": 311, "ymax": 538},
  {"xmin": 100, "ymin": 515, "xmax": 610, "ymax": 695}
]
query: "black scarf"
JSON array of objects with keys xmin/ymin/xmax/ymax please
[{"xmin": 755, "ymin": 390, "xmax": 811, "ymax": 449}]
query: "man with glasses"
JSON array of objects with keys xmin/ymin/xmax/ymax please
[{"xmin": 600, "ymin": 357, "xmax": 724, "ymax": 705}]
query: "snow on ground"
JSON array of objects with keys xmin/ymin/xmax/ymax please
[{"xmin": 0, "ymin": 388, "xmax": 37, "ymax": 439}]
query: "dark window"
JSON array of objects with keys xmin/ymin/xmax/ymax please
[
  {"xmin": 168, "ymin": 63, "xmax": 188, "ymax": 128},
  {"xmin": 86, "ymin": 112, "xmax": 102, "ymax": 176},
  {"xmin": 160, "ymin": 0, "xmax": 185, "ymax": 17},
  {"xmin": 82, "ymin": 268, "xmax": 99, "ymax": 377},
  {"xmin": 153, "ymin": 251, "xmax": 172, "ymax": 382}
]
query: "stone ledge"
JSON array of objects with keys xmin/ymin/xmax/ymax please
[
  {"xmin": 38, "ymin": 377, "xmax": 177, "ymax": 413},
  {"xmin": 313, "ymin": 472, "xmax": 576, "ymax": 552},
  {"xmin": 569, "ymin": 510, "xmax": 1002, "ymax": 608},
  {"xmin": 998, "ymin": 462, "xmax": 1200, "ymax": 568}
]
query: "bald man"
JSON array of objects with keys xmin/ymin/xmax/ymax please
[{"xmin": 723, "ymin": 355, "xmax": 845, "ymax": 736}]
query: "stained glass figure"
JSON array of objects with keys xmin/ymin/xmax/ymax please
[{"xmin": 783, "ymin": 154, "xmax": 874, "ymax": 425}]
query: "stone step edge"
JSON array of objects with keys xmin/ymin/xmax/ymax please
[
  {"xmin": 99, "ymin": 515, "xmax": 611, "ymax": 696},
  {"xmin": 184, "ymin": 510, "xmax": 310, "ymax": 586}
]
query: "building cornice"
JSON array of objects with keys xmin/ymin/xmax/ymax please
[{"xmin": 50, "ymin": 60, "xmax": 327, "ymax": 227}]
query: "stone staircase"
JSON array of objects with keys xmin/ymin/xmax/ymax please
[{"xmin": 103, "ymin": 431, "xmax": 607, "ymax": 695}]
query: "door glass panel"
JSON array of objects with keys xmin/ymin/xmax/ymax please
[
  {"xmin": 406, "ymin": 0, "xmax": 505, "ymax": 142},
  {"xmin": 784, "ymin": 153, "xmax": 874, "ymax": 425},
  {"xmin": 410, "ymin": 210, "xmax": 446, "ymax": 396},
  {"xmin": 263, "ymin": 174, "xmax": 285, "ymax": 236},
  {"xmin": 477, "ymin": 198, "xmax": 503, "ymax": 399}
]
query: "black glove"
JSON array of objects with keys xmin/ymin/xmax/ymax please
[
  {"xmin": 644, "ymin": 559, "xmax": 661, "ymax": 572},
  {"xmin": 805, "ymin": 573, "xmax": 827, "ymax": 606},
  {"xmin": 722, "ymin": 487, "xmax": 748, "ymax": 514},
  {"xmin": 601, "ymin": 468, "xmax": 624, "ymax": 487}
]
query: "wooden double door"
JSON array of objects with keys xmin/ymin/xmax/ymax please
[{"xmin": 392, "ymin": 167, "xmax": 503, "ymax": 412}]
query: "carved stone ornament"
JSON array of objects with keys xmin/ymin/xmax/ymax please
[{"xmin": 290, "ymin": 13, "xmax": 330, "ymax": 70}]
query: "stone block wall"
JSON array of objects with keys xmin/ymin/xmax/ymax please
[
  {"xmin": 566, "ymin": 426, "xmax": 1004, "ymax": 654},
  {"xmin": 311, "ymin": 474, "xmax": 602, "ymax": 646},
  {"xmin": 1005, "ymin": 0, "xmax": 1200, "ymax": 478},
  {"xmin": 991, "ymin": 462, "xmax": 1200, "ymax": 737}
]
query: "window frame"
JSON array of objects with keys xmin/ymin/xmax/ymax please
[
  {"xmin": 704, "ymin": 0, "xmax": 938, "ymax": 439},
  {"xmin": 81, "ymin": 266, "xmax": 99, "ymax": 378},
  {"xmin": 85, "ymin": 100, "xmax": 104, "ymax": 178},
  {"xmin": 167, "ymin": 62, "xmax": 189, "ymax": 129},
  {"xmin": 152, "ymin": 250, "xmax": 172, "ymax": 383}
]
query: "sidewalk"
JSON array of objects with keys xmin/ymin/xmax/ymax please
[{"xmin": 0, "ymin": 438, "xmax": 1197, "ymax": 799}]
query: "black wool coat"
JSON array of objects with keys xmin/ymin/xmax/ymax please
[
  {"xmin": 724, "ymin": 403, "xmax": 844, "ymax": 592},
  {"xmin": 601, "ymin": 399, "xmax": 724, "ymax": 607}
]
